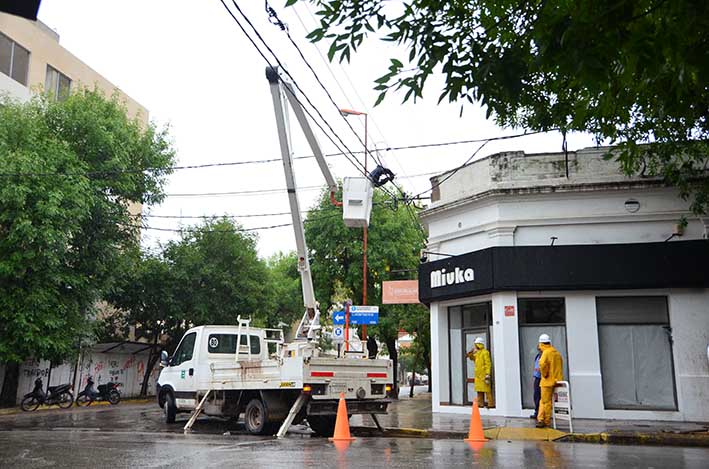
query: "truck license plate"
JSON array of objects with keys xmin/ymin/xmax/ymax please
[{"xmin": 330, "ymin": 382, "xmax": 348, "ymax": 394}]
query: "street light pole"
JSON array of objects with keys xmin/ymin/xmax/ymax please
[{"xmin": 339, "ymin": 108, "xmax": 369, "ymax": 343}]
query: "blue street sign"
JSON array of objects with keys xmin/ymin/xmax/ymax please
[{"xmin": 333, "ymin": 310, "xmax": 380, "ymax": 325}]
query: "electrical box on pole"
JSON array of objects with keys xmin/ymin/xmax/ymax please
[{"xmin": 342, "ymin": 177, "xmax": 373, "ymax": 227}]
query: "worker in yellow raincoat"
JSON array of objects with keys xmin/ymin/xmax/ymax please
[
  {"xmin": 466, "ymin": 337, "xmax": 494, "ymax": 408},
  {"xmin": 536, "ymin": 333, "xmax": 564, "ymax": 428}
]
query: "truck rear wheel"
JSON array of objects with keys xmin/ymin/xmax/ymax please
[
  {"xmin": 244, "ymin": 398, "xmax": 274, "ymax": 435},
  {"xmin": 307, "ymin": 415, "xmax": 338, "ymax": 437}
]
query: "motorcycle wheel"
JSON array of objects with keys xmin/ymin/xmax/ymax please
[
  {"xmin": 21, "ymin": 396, "xmax": 40, "ymax": 412},
  {"xmin": 108, "ymin": 390, "xmax": 120, "ymax": 405},
  {"xmin": 57, "ymin": 391, "xmax": 74, "ymax": 409},
  {"xmin": 75, "ymin": 393, "xmax": 92, "ymax": 407}
]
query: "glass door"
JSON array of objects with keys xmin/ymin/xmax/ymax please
[{"xmin": 464, "ymin": 328, "xmax": 491, "ymax": 405}]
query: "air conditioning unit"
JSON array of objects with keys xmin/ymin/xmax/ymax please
[{"xmin": 342, "ymin": 177, "xmax": 373, "ymax": 227}]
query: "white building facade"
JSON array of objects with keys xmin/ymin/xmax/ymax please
[{"xmin": 419, "ymin": 147, "xmax": 709, "ymax": 422}]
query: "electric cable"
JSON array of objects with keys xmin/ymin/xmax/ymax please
[
  {"xmin": 223, "ymin": 0, "xmax": 370, "ymax": 179},
  {"xmin": 268, "ymin": 1, "xmax": 384, "ymax": 168},
  {"xmin": 0, "ymin": 130, "xmax": 547, "ymax": 178}
]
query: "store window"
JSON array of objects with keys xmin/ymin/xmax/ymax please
[
  {"xmin": 597, "ymin": 296, "xmax": 676, "ymax": 410},
  {"xmin": 518, "ymin": 298, "xmax": 569, "ymax": 409},
  {"xmin": 45, "ymin": 65, "xmax": 71, "ymax": 100},
  {"xmin": 448, "ymin": 302, "xmax": 492, "ymax": 406},
  {"xmin": 0, "ymin": 32, "xmax": 30, "ymax": 86}
]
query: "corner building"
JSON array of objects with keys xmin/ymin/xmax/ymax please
[{"xmin": 418, "ymin": 147, "xmax": 709, "ymax": 422}]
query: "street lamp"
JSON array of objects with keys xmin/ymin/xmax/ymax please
[{"xmin": 339, "ymin": 108, "xmax": 369, "ymax": 342}]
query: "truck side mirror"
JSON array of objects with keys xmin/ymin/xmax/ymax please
[{"xmin": 160, "ymin": 350, "xmax": 169, "ymax": 367}]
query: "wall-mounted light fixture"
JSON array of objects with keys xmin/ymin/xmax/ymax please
[{"xmin": 624, "ymin": 199, "xmax": 641, "ymax": 213}]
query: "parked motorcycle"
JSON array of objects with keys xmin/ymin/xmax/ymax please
[
  {"xmin": 75, "ymin": 376, "xmax": 121, "ymax": 406},
  {"xmin": 20, "ymin": 378, "xmax": 74, "ymax": 411}
]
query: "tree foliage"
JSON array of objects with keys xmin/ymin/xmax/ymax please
[
  {"xmin": 107, "ymin": 218, "xmax": 289, "ymax": 353},
  {"xmin": 0, "ymin": 90, "xmax": 175, "ymax": 363},
  {"xmin": 302, "ymin": 0, "xmax": 709, "ymax": 213}
]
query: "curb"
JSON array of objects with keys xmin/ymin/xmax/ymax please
[
  {"xmin": 0, "ymin": 398, "xmax": 153, "ymax": 416},
  {"xmin": 560, "ymin": 431, "xmax": 709, "ymax": 448},
  {"xmin": 351, "ymin": 425, "xmax": 709, "ymax": 447}
]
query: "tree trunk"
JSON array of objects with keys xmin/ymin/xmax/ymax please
[
  {"xmin": 0, "ymin": 363, "xmax": 20, "ymax": 407},
  {"xmin": 140, "ymin": 334, "xmax": 160, "ymax": 397},
  {"xmin": 385, "ymin": 337, "xmax": 398, "ymax": 399}
]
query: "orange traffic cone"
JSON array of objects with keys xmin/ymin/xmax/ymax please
[
  {"xmin": 464, "ymin": 400, "xmax": 488, "ymax": 443},
  {"xmin": 329, "ymin": 392, "xmax": 355, "ymax": 442}
]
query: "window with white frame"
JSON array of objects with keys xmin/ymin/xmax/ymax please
[
  {"xmin": 45, "ymin": 65, "xmax": 71, "ymax": 100},
  {"xmin": 0, "ymin": 32, "xmax": 30, "ymax": 86}
]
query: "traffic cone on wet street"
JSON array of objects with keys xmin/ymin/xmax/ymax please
[
  {"xmin": 329, "ymin": 392, "xmax": 355, "ymax": 442},
  {"xmin": 464, "ymin": 400, "xmax": 488, "ymax": 443}
]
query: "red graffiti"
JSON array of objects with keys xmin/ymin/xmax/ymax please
[
  {"xmin": 94, "ymin": 362, "xmax": 105, "ymax": 375},
  {"xmin": 123, "ymin": 357, "xmax": 135, "ymax": 370},
  {"xmin": 137, "ymin": 360, "xmax": 145, "ymax": 377}
]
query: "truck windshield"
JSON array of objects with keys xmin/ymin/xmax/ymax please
[{"xmin": 207, "ymin": 334, "xmax": 260, "ymax": 355}]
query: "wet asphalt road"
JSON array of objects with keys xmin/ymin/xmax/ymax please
[{"xmin": 1, "ymin": 403, "xmax": 708, "ymax": 468}]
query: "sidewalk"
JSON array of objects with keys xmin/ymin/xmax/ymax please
[{"xmin": 350, "ymin": 391, "xmax": 709, "ymax": 447}]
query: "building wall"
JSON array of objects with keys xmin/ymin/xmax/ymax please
[
  {"xmin": 13, "ymin": 350, "xmax": 160, "ymax": 405},
  {"xmin": 0, "ymin": 12, "xmax": 146, "ymax": 122},
  {"xmin": 1, "ymin": 13, "xmax": 145, "ymax": 225}
]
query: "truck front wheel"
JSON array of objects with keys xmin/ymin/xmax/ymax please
[
  {"xmin": 244, "ymin": 398, "xmax": 272, "ymax": 435},
  {"xmin": 307, "ymin": 415, "xmax": 338, "ymax": 437},
  {"xmin": 164, "ymin": 392, "xmax": 177, "ymax": 424}
]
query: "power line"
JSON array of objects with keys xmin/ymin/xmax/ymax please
[
  {"xmin": 132, "ymin": 211, "xmax": 293, "ymax": 219},
  {"xmin": 409, "ymin": 140, "xmax": 491, "ymax": 199},
  {"xmin": 164, "ymin": 185, "xmax": 321, "ymax": 198},
  {"xmin": 128, "ymin": 211, "xmax": 341, "ymax": 234},
  {"xmin": 0, "ymin": 130, "xmax": 548, "ymax": 178},
  {"xmin": 222, "ymin": 0, "xmax": 369, "ymax": 179},
  {"xmin": 269, "ymin": 2, "xmax": 384, "ymax": 168}
]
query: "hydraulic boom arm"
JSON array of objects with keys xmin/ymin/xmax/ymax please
[{"xmin": 266, "ymin": 66, "xmax": 337, "ymax": 340}]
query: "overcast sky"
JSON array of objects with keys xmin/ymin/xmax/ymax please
[{"xmin": 38, "ymin": 0, "xmax": 596, "ymax": 258}]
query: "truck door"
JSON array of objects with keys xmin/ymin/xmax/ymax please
[{"xmin": 168, "ymin": 331, "xmax": 198, "ymax": 409}]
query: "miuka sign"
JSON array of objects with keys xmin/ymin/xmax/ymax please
[{"xmin": 430, "ymin": 267, "xmax": 475, "ymax": 288}]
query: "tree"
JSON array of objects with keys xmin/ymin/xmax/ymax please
[
  {"xmin": 265, "ymin": 252, "xmax": 307, "ymax": 334},
  {"xmin": 105, "ymin": 218, "xmax": 275, "ymax": 394},
  {"xmin": 301, "ymin": 0, "xmax": 709, "ymax": 214},
  {"xmin": 104, "ymin": 249, "xmax": 180, "ymax": 395},
  {"xmin": 304, "ymin": 188, "xmax": 427, "ymax": 396},
  {"xmin": 0, "ymin": 90, "xmax": 175, "ymax": 366}
]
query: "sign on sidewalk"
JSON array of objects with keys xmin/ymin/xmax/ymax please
[{"xmin": 552, "ymin": 380, "xmax": 573, "ymax": 433}]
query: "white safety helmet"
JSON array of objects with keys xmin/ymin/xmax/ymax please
[
  {"xmin": 474, "ymin": 337, "xmax": 485, "ymax": 345},
  {"xmin": 538, "ymin": 333, "xmax": 551, "ymax": 344}
]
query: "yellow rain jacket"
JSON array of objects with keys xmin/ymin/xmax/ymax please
[
  {"xmin": 538, "ymin": 343, "xmax": 564, "ymax": 387},
  {"xmin": 468, "ymin": 344, "xmax": 492, "ymax": 393}
]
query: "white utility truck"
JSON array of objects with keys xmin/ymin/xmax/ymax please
[{"xmin": 156, "ymin": 66, "xmax": 393, "ymax": 437}]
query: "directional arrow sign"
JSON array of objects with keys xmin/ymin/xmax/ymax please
[
  {"xmin": 333, "ymin": 310, "xmax": 379, "ymax": 325},
  {"xmin": 333, "ymin": 311, "xmax": 345, "ymax": 324}
]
